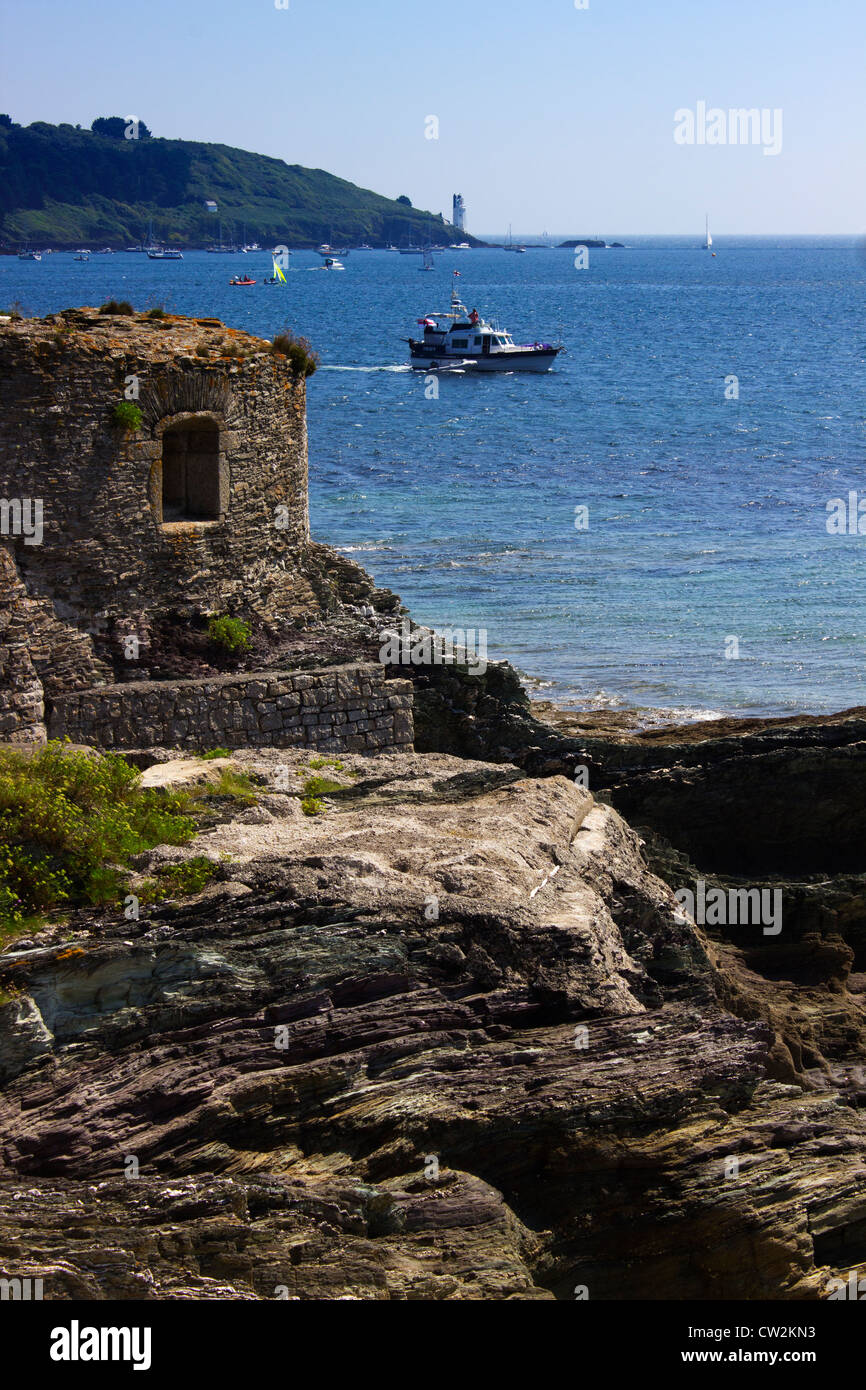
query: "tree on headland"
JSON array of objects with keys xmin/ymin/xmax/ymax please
[
  {"xmin": 91, "ymin": 116, "xmax": 152, "ymax": 139},
  {"xmin": 396, "ymin": 195, "xmax": 412, "ymax": 207}
]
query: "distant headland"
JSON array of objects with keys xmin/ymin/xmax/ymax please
[{"xmin": 0, "ymin": 115, "xmax": 483, "ymax": 251}]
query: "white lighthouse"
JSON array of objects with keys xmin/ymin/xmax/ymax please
[{"xmin": 452, "ymin": 193, "xmax": 466, "ymax": 232}]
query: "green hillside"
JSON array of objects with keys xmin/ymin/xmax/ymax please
[{"xmin": 0, "ymin": 116, "xmax": 473, "ymax": 249}]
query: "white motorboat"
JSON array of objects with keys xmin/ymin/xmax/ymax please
[{"xmin": 406, "ymin": 274, "xmax": 563, "ymax": 372}]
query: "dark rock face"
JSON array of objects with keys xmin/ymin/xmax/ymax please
[
  {"xmin": 1, "ymin": 752, "xmax": 864, "ymax": 1300},
  {"xmin": 577, "ymin": 716, "xmax": 866, "ymax": 878}
]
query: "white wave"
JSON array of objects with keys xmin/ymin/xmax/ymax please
[{"xmin": 321, "ymin": 364, "xmax": 412, "ymax": 373}]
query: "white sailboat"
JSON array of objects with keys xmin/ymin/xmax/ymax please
[{"xmin": 703, "ymin": 215, "xmax": 712, "ymax": 251}]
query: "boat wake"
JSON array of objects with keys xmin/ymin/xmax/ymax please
[{"xmin": 321, "ymin": 364, "xmax": 413, "ymax": 373}]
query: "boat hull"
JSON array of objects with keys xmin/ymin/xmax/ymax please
[{"xmin": 409, "ymin": 344, "xmax": 561, "ymax": 373}]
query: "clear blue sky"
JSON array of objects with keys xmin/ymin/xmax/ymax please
[{"xmin": 1, "ymin": 0, "xmax": 863, "ymax": 234}]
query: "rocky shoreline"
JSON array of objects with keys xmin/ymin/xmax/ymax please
[{"xmin": 1, "ymin": 667, "xmax": 865, "ymax": 1299}]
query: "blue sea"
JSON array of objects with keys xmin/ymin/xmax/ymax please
[{"xmin": 4, "ymin": 237, "xmax": 865, "ymax": 722}]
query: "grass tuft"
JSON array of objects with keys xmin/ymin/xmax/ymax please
[
  {"xmin": 0, "ymin": 743, "xmax": 194, "ymax": 940},
  {"xmin": 112, "ymin": 400, "xmax": 142, "ymax": 431},
  {"xmin": 270, "ymin": 329, "xmax": 319, "ymax": 377}
]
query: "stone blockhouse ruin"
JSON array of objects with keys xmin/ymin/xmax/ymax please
[{"xmin": 0, "ymin": 308, "xmax": 413, "ymax": 752}]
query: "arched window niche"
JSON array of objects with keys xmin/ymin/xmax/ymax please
[{"xmin": 151, "ymin": 412, "xmax": 229, "ymax": 527}]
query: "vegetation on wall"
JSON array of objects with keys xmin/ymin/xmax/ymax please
[
  {"xmin": 111, "ymin": 400, "xmax": 142, "ymax": 431},
  {"xmin": 271, "ymin": 329, "xmax": 319, "ymax": 377},
  {"xmin": 207, "ymin": 615, "xmax": 252, "ymax": 655}
]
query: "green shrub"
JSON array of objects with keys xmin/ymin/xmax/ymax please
[
  {"xmin": 302, "ymin": 775, "xmax": 344, "ymax": 798},
  {"xmin": 207, "ymin": 615, "xmax": 251, "ymax": 654},
  {"xmin": 182, "ymin": 766, "xmax": 258, "ymax": 808},
  {"xmin": 140, "ymin": 856, "xmax": 217, "ymax": 902},
  {"xmin": 200, "ymin": 748, "xmax": 231, "ymax": 761},
  {"xmin": 0, "ymin": 743, "xmax": 194, "ymax": 936},
  {"xmin": 299, "ymin": 773, "xmax": 343, "ymax": 816},
  {"xmin": 146, "ymin": 306, "xmax": 166, "ymax": 319},
  {"xmin": 112, "ymin": 400, "xmax": 142, "ymax": 431},
  {"xmin": 99, "ymin": 300, "xmax": 134, "ymax": 315},
  {"xmin": 271, "ymin": 330, "xmax": 319, "ymax": 377},
  {"xmin": 209, "ymin": 768, "xmax": 257, "ymax": 805}
]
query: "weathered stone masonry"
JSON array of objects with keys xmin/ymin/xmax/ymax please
[
  {"xmin": 0, "ymin": 309, "xmax": 310, "ymax": 650},
  {"xmin": 1, "ymin": 308, "xmax": 416, "ymax": 755},
  {"xmin": 0, "ymin": 308, "xmax": 310, "ymax": 736},
  {"xmin": 48, "ymin": 664, "xmax": 413, "ymax": 753}
]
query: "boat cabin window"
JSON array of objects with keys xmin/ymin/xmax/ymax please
[
  {"xmin": 474, "ymin": 337, "xmax": 482, "ymax": 346},
  {"xmin": 451, "ymin": 339, "xmax": 468, "ymax": 349},
  {"xmin": 161, "ymin": 419, "xmax": 221, "ymax": 521}
]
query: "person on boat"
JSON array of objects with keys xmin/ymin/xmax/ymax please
[{"xmin": 470, "ymin": 308, "xmax": 480, "ymax": 325}]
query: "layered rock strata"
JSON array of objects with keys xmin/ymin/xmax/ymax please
[{"xmin": 1, "ymin": 752, "xmax": 864, "ymax": 1300}]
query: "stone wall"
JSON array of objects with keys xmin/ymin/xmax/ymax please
[
  {"xmin": 47, "ymin": 663, "xmax": 414, "ymax": 754},
  {"xmin": 0, "ymin": 309, "xmax": 310, "ymax": 703},
  {"xmin": 0, "ymin": 548, "xmax": 113, "ymax": 744}
]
